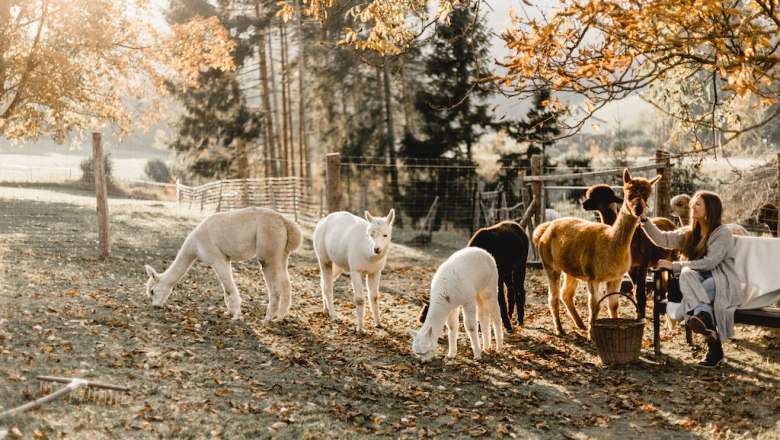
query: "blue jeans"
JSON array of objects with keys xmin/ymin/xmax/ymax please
[{"xmin": 691, "ymin": 271, "xmax": 716, "ymax": 316}]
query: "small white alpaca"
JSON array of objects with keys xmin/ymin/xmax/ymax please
[
  {"xmin": 313, "ymin": 209, "xmax": 395, "ymax": 332},
  {"xmin": 144, "ymin": 207, "xmax": 302, "ymax": 323},
  {"xmin": 409, "ymin": 247, "xmax": 504, "ymax": 362}
]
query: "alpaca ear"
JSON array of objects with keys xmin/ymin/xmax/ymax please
[
  {"xmin": 649, "ymin": 174, "xmax": 662, "ymax": 186},
  {"xmin": 365, "ymin": 211, "xmax": 374, "ymax": 222},
  {"xmin": 145, "ymin": 264, "xmax": 160, "ymax": 281},
  {"xmin": 408, "ymin": 328, "xmax": 418, "ymax": 338},
  {"xmin": 622, "ymin": 168, "xmax": 631, "ymax": 184},
  {"xmin": 386, "ymin": 209, "xmax": 395, "ymax": 225}
]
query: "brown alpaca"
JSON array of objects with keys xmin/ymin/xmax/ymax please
[
  {"xmin": 533, "ymin": 170, "xmax": 661, "ymax": 336},
  {"xmin": 582, "ymin": 184, "xmax": 677, "ymax": 316},
  {"xmin": 757, "ymin": 202, "xmax": 778, "ymax": 237}
]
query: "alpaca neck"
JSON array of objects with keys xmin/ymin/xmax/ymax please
[
  {"xmin": 421, "ymin": 300, "xmax": 449, "ymax": 340},
  {"xmin": 598, "ymin": 207, "xmax": 618, "ymax": 225},
  {"xmin": 611, "ymin": 204, "xmax": 639, "ymax": 243},
  {"xmin": 681, "ymin": 215, "xmax": 690, "ymax": 226},
  {"xmin": 160, "ymin": 244, "xmax": 198, "ymax": 287}
]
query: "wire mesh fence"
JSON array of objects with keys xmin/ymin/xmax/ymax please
[{"xmin": 1, "ymin": 146, "xmax": 778, "ymax": 257}]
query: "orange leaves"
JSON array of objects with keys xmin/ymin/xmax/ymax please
[
  {"xmin": 0, "ymin": 0, "xmax": 235, "ymax": 144},
  {"xmin": 164, "ymin": 16, "xmax": 236, "ymax": 91}
]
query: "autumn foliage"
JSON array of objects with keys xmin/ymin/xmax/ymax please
[
  {"xmin": 0, "ymin": 0, "xmax": 235, "ymax": 143},
  {"xmin": 286, "ymin": 0, "xmax": 780, "ymax": 144}
]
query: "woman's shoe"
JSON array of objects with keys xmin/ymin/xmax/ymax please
[
  {"xmin": 697, "ymin": 339, "xmax": 724, "ymax": 368},
  {"xmin": 689, "ymin": 311, "xmax": 717, "ymax": 342}
]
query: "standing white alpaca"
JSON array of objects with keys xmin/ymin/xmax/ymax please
[
  {"xmin": 409, "ymin": 247, "xmax": 504, "ymax": 362},
  {"xmin": 313, "ymin": 209, "xmax": 395, "ymax": 332},
  {"xmin": 144, "ymin": 207, "xmax": 302, "ymax": 323}
]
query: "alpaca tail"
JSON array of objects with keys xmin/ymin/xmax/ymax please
[
  {"xmin": 282, "ymin": 216, "xmax": 303, "ymax": 255},
  {"xmin": 532, "ymin": 221, "xmax": 552, "ymax": 245}
]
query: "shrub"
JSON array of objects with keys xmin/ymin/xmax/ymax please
[
  {"xmin": 80, "ymin": 153, "xmax": 113, "ymax": 184},
  {"xmin": 144, "ymin": 158, "xmax": 172, "ymax": 183}
]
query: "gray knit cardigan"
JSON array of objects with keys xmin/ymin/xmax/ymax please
[{"xmin": 640, "ymin": 221, "xmax": 743, "ymax": 342}]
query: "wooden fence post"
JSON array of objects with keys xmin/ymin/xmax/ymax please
[
  {"xmin": 472, "ymin": 179, "xmax": 483, "ymax": 234},
  {"xmin": 655, "ymin": 149, "xmax": 671, "ymax": 219},
  {"xmin": 531, "ymin": 155, "xmax": 543, "ymax": 227},
  {"xmin": 776, "ymin": 152, "xmax": 779, "ymax": 208},
  {"xmin": 92, "ymin": 132, "xmax": 111, "ymax": 258},
  {"xmin": 326, "ymin": 153, "xmax": 341, "ymax": 213}
]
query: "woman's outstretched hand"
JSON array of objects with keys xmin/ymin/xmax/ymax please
[{"xmin": 656, "ymin": 259, "xmax": 673, "ymax": 270}]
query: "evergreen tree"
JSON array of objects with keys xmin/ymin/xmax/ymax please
[
  {"xmin": 166, "ymin": 0, "xmax": 263, "ymax": 183},
  {"xmin": 399, "ymin": 2, "xmax": 496, "ymax": 228},
  {"xmin": 499, "ymin": 87, "xmax": 562, "ymax": 181}
]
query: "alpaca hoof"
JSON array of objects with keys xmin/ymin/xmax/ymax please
[
  {"xmin": 446, "ymin": 352, "xmax": 456, "ymax": 359},
  {"xmin": 259, "ymin": 318, "xmax": 270, "ymax": 325},
  {"xmin": 231, "ymin": 313, "xmax": 241, "ymax": 321},
  {"xmin": 473, "ymin": 354, "xmax": 482, "ymax": 361}
]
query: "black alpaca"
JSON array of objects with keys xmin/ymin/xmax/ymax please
[{"xmin": 467, "ymin": 221, "xmax": 530, "ymax": 332}]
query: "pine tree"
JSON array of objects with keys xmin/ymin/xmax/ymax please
[
  {"xmin": 499, "ymin": 88, "xmax": 562, "ymax": 181},
  {"xmin": 166, "ymin": 0, "xmax": 263, "ymax": 183},
  {"xmin": 399, "ymin": 2, "xmax": 495, "ymax": 228}
]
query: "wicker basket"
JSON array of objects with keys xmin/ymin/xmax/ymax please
[{"xmin": 590, "ymin": 292, "xmax": 645, "ymax": 365}]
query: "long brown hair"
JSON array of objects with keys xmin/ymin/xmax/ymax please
[{"xmin": 682, "ymin": 191, "xmax": 724, "ymax": 260}]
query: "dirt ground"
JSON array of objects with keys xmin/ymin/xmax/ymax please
[{"xmin": 0, "ymin": 186, "xmax": 779, "ymax": 439}]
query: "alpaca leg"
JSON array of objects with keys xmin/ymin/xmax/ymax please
[
  {"xmin": 259, "ymin": 266, "xmax": 280, "ymax": 324},
  {"xmin": 496, "ymin": 273, "xmax": 512, "ymax": 332},
  {"xmin": 263, "ymin": 261, "xmax": 292, "ymax": 323},
  {"xmin": 212, "ymin": 261, "xmax": 242, "ymax": 320},
  {"xmin": 350, "ymin": 271, "xmax": 366, "ymax": 332},
  {"xmin": 462, "ymin": 302, "xmax": 482, "ymax": 360},
  {"xmin": 513, "ymin": 267, "xmax": 527, "ymax": 328},
  {"xmin": 366, "ymin": 271, "xmax": 383, "ymax": 328},
  {"xmin": 562, "ymin": 274, "xmax": 586, "ymax": 330},
  {"xmin": 477, "ymin": 299, "xmax": 492, "ymax": 351},
  {"xmin": 445, "ymin": 309, "xmax": 460, "ymax": 358},
  {"xmin": 634, "ymin": 266, "xmax": 648, "ymax": 318},
  {"xmin": 585, "ymin": 280, "xmax": 604, "ymax": 336},
  {"xmin": 318, "ymin": 261, "xmax": 339, "ymax": 320},
  {"xmin": 605, "ymin": 279, "xmax": 622, "ymax": 318},
  {"xmin": 546, "ymin": 271, "xmax": 565, "ymax": 335},
  {"xmin": 486, "ymin": 293, "xmax": 505, "ymax": 351}
]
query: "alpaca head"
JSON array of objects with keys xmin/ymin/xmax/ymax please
[
  {"xmin": 582, "ymin": 184, "xmax": 623, "ymax": 212},
  {"xmin": 408, "ymin": 327, "xmax": 436, "ymax": 362},
  {"xmin": 758, "ymin": 202, "xmax": 778, "ymax": 224},
  {"xmin": 145, "ymin": 264, "xmax": 172, "ymax": 307},
  {"xmin": 622, "ymin": 169, "xmax": 661, "ymax": 217},
  {"xmin": 364, "ymin": 208, "xmax": 395, "ymax": 255},
  {"xmin": 670, "ymin": 194, "xmax": 691, "ymax": 223}
]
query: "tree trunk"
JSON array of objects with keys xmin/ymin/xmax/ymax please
[
  {"xmin": 267, "ymin": 31, "xmax": 287, "ymax": 176},
  {"xmin": 297, "ymin": 0, "xmax": 310, "ymax": 182},
  {"xmin": 255, "ymin": 2, "xmax": 277, "ymax": 177},
  {"xmin": 382, "ymin": 62, "xmax": 401, "ymax": 218},
  {"xmin": 279, "ymin": 21, "xmax": 294, "ymax": 177}
]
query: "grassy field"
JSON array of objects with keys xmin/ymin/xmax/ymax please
[{"xmin": 0, "ymin": 186, "xmax": 778, "ymax": 439}]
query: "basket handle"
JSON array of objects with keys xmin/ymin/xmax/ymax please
[{"xmin": 590, "ymin": 291, "xmax": 642, "ymax": 325}]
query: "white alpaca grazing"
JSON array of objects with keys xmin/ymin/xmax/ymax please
[
  {"xmin": 409, "ymin": 247, "xmax": 504, "ymax": 362},
  {"xmin": 313, "ymin": 209, "xmax": 395, "ymax": 332},
  {"xmin": 144, "ymin": 207, "xmax": 302, "ymax": 323}
]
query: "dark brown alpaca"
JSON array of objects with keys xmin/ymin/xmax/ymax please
[
  {"xmin": 582, "ymin": 184, "xmax": 677, "ymax": 316},
  {"xmin": 758, "ymin": 202, "xmax": 779, "ymax": 237},
  {"xmin": 533, "ymin": 170, "xmax": 661, "ymax": 336},
  {"xmin": 467, "ymin": 221, "xmax": 529, "ymax": 332}
]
